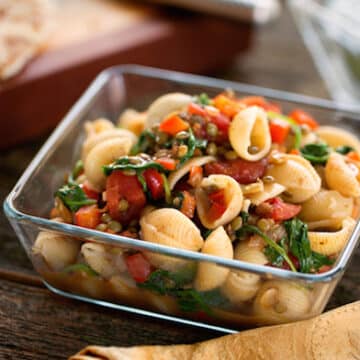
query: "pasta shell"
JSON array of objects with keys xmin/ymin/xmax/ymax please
[
  {"xmin": 325, "ymin": 152, "xmax": 360, "ymax": 197},
  {"xmin": 300, "ymin": 132, "xmax": 319, "ymax": 147},
  {"xmin": 196, "ymin": 174, "xmax": 243, "ymax": 229},
  {"xmin": 194, "ymin": 227, "xmax": 233, "ymax": 292},
  {"xmin": 84, "ymin": 137, "xmax": 133, "ymax": 191},
  {"xmin": 33, "ymin": 231, "xmax": 80, "ymax": 271},
  {"xmin": 168, "ymin": 156, "xmax": 216, "ymax": 190},
  {"xmin": 143, "ymin": 291, "xmax": 180, "ymax": 315},
  {"xmin": 229, "ymin": 106, "xmax": 271, "ymax": 161},
  {"xmin": 109, "ymin": 274, "xmax": 146, "ymax": 306},
  {"xmin": 84, "ymin": 118, "xmax": 114, "ymax": 137},
  {"xmin": 266, "ymin": 154, "xmax": 321, "ymax": 203},
  {"xmin": 246, "ymin": 182, "xmax": 286, "ymax": 205},
  {"xmin": 81, "ymin": 243, "xmax": 126, "ymax": 279},
  {"xmin": 316, "ymin": 126, "xmax": 360, "ymax": 154},
  {"xmin": 221, "ymin": 242, "xmax": 267, "ymax": 304},
  {"xmin": 140, "ymin": 208, "xmax": 204, "ymax": 271},
  {"xmin": 308, "ymin": 217, "xmax": 356, "ymax": 255},
  {"xmin": 81, "ymin": 128, "xmax": 137, "ymax": 163},
  {"xmin": 253, "ymin": 280, "xmax": 312, "ymax": 323},
  {"xmin": 146, "ymin": 93, "xmax": 192, "ymax": 127},
  {"xmin": 300, "ymin": 189, "xmax": 353, "ymax": 227},
  {"xmin": 118, "ymin": 109, "xmax": 147, "ymax": 136}
]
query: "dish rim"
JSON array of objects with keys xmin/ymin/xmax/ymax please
[{"xmin": 4, "ymin": 64, "xmax": 360, "ymax": 284}]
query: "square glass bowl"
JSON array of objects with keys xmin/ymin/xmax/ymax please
[{"xmin": 4, "ymin": 65, "xmax": 360, "ymax": 333}]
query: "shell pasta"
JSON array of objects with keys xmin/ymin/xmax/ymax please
[{"xmin": 34, "ymin": 91, "xmax": 360, "ymax": 327}]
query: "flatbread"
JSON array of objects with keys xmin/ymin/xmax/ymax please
[{"xmin": 0, "ymin": 0, "xmax": 53, "ymax": 80}]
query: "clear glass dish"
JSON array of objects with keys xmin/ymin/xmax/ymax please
[
  {"xmin": 4, "ymin": 65, "xmax": 360, "ymax": 333},
  {"xmin": 289, "ymin": 0, "xmax": 360, "ymax": 106}
]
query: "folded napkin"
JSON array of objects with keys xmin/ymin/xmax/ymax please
[{"xmin": 70, "ymin": 301, "xmax": 360, "ymax": 360}]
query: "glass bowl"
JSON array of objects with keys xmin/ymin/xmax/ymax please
[
  {"xmin": 289, "ymin": 0, "xmax": 360, "ymax": 106},
  {"xmin": 4, "ymin": 65, "xmax": 360, "ymax": 333}
]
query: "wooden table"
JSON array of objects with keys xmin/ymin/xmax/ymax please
[{"xmin": 1, "ymin": 5, "xmax": 359, "ymax": 359}]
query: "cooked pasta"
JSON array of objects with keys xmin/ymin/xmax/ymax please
[{"xmin": 39, "ymin": 91, "xmax": 360, "ymax": 328}]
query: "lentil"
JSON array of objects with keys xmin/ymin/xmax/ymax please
[
  {"xmin": 118, "ymin": 199, "xmax": 129, "ymax": 212},
  {"xmin": 231, "ymin": 216, "xmax": 243, "ymax": 231},
  {"xmin": 224, "ymin": 150, "xmax": 238, "ymax": 160},
  {"xmin": 206, "ymin": 122, "xmax": 218, "ymax": 137},
  {"xmin": 108, "ymin": 220, "xmax": 122, "ymax": 233},
  {"xmin": 101, "ymin": 213, "xmax": 112, "ymax": 223},
  {"xmin": 206, "ymin": 142, "xmax": 218, "ymax": 156}
]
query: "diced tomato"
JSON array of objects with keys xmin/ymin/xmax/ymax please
[
  {"xmin": 106, "ymin": 171, "xmax": 146, "ymax": 225},
  {"xmin": 155, "ymin": 157, "xmax": 177, "ymax": 171},
  {"xmin": 208, "ymin": 189, "xmax": 227, "ymax": 221},
  {"xmin": 347, "ymin": 151, "xmax": 360, "ymax": 162},
  {"xmin": 159, "ymin": 114, "xmax": 189, "ymax": 135},
  {"xmin": 205, "ymin": 158, "xmax": 268, "ymax": 184},
  {"xmin": 281, "ymin": 254, "xmax": 300, "ymax": 271},
  {"xmin": 180, "ymin": 190, "xmax": 196, "ymax": 218},
  {"xmin": 143, "ymin": 168, "xmax": 164, "ymax": 200},
  {"xmin": 212, "ymin": 94, "xmax": 244, "ymax": 118},
  {"xmin": 125, "ymin": 253, "xmax": 152, "ymax": 283},
  {"xmin": 81, "ymin": 180, "xmax": 99, "ymax": 200},
  {"xmin": 318, "ymin": 265, "xmax": 332, "ymax": 273},
  {"xmin": 239, "ymin": 96, "xmax": 281, "ymax": 113},
  {"xmin": 289, "ymin": 149, "xmax": 300, "ymax": 155},
  {"xmin": 188, "ymin": 102, "xmax": 207, "ymax": 117},
  {"xmin": 208, "ymin": 112, "xmax": 231, "ymax": 142},
  {"xmin": 269, "ymin": 119, "xmax": 291, "ymax": 144},
  {"xmin": 75, "ymin": 205, "xmax": 101, "ymax": 229},
  {"xmin": 188, "ymin": 165, "xmax": 203, "ymax": 188},
  {"xmin": 288, "ymin": 109, "xmax": 319, "ymax": 129},
  {"xmin": 257, "ymin": 197, "xmax": 301, "ymax": 221}
]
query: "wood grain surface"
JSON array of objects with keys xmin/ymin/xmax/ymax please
[{"xmin": 1, "ymin": 4, "xmax": 359, "ymax": 359}]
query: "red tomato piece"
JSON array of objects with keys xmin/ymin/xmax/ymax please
[
  {"xmin": 204, "ymin": 158, "xmax": 268, "ymax": 184},
  {"xmin": 155, "ymin": 158, "xmax": 177, "ymax": 171},
  {"xmin": 318, "ymin": 265, "xmax": 332, "ymax": 273},
  {"xmin": 288, "ymin": 109, "xmax": 319, "ymax": 129},
  {"xmin": 159, "ymin": 114, "xmax": 189, "ymax": 135},
  {"xmin": 257, "ymin": 197, "xmax": 301, "ymax": 221},
  {"xmin": 239, "ymin": 96, "xmax": 281, "ymax": 113},
  {"xmin": 180, "ymin": 190, "xmax": 196, "ymax": 218},
  {"xmin": 208, "ymin": 113, "xmax": 231, "ymax": 142},
  {"xmin": 208, "ymin": 189, "xmax": 227, "ymax": 221},
  {"xmin": 269, "ymin": 119, "xmax": 291, "ymax": 144},
  {"xmin": 81, "ymin": 180, "xmax": 99, "ymax": 200},
  {"xmin": 143, "ymin": 168, "xmax": 164, "ymax": 200},
  {"xmin": 125, "ymin": 253, "xmax": 152, "ymax": 283},
  {"xmin": 106, "ymin": 171, "xmax": 146, "ymax": 225},
  {"xmin": 188, "ymin": 102, "xmax": 207, "ymax": 117},
  {"xmin": 75, "ymin": 205, "xmax": 101, "ymax": 229}
]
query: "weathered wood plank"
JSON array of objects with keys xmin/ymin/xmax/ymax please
[{"xmin": 0, "ymin": 279, "xmax": 218, "ymax": 360}]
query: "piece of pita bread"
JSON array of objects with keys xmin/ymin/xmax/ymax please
[{"xmin": 0, "ymin": 0, "xmax": 53, "ymax": 80}]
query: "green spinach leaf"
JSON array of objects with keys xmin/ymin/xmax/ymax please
[
  {"xmin": 300, "ymin": 143, "xmax": 330, "ymax": 165},
  {"xmin": 335, "ymin": 145, "xmax": 355, "ymax": 155},
  {"xmin": 55, "ymin": 183, "xmax": 96, "ymax": 212},
  {"xmin": 194, "ymin": 93, "xmax": 211, "ymax": 106}
]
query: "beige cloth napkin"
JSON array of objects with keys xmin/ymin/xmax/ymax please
[{"xmin": 70, "ymin": 301, "xmax": 360, "ymax": 360}]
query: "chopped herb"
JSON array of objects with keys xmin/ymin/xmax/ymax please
[
  {"xmin": 137, "ymin": 172, "xmax": 148, "ymax": 193},
  {"xmin": 68, "ymin": 160, "xmax": 84, "ymax": 184},
  {"xmin": 240, "ymin": 211, "xmax": 250, "ymax": 225},
  {"xmin": 62, "ymin": 263, "xmax": 98, "ymax": 276},
  {"xmin": 264, "ymin": 237, "xmax": 288, "ymax": 267},
  {"xmin": 130, "ymin": 130, "xmax": 156, "ymax": 155},
  {"xmin": 161, "ymin": 173, "xmax": 172, "ymax": 204},
  {"xmin": 103, "ymin": 157, "xmax": 166, "ymax": 176},
  {"xmin": 300, "ymin": 143, "xmax": 331, "ymax": 165},
  {"xmin": 138, "ymin": 269, "xmax": 227, "ymax": 314},
  {"xmin": 55, "ymin": 183, "xmax": 96, "ymax": 212},
  {"xmin": 178, "ymin": 128, "xmax": 207, "ymax": 165},
  {"xmin": 284, "ymin": 218, "xmax": 334, "ymax": 273},
  {"xmin": 195, "ymin": 93, "xmax": 211, "ymax": 106},
  {"xmin": 336, "ymin": 145, "xmax": 355, "ymax": 155},
  {"xmin": 237, "ymin": 224, "xmax": 297, "ymax": 272},
  {"xmin": 268, "ymin": 111, "xmax": 302, "ymax": 150}
]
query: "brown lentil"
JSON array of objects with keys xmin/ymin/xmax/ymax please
[
  {"xmin": 108, "ymin": 220, "xmax": 122, "ymax": 233},
  {"xmin": 206, "ymin": 122, "xmax": 218, "ymax": 137},
  {"xmin": 156, "ymin": 131, "xmax": 169, "ymax": 144},
  {"xmin": 206, "ymin": 142, "xmax": 218, "ymax": 156},
  {"xmin": 96, "ymin": 223, "xmax": 108, "ymax": 232},
  {"xmin": 224, "ymin": 150, "xmax": 238, "ymax": 160},
  {"xmin": 257, "ymin": 218, "xmax": 272, "ymax": 232},
  {"xmin": 248, "ymin": 145, "xmax": 259, "ymax": 154},
  {"xmin": 118, "ymin": 199, "xmax": 129, "ymax": 212},
  {"xmin": 263, "ymin": 175, "xmax": 275, "ymax": 183},
  {"xmin": 177, "ymin": 145, "xmax": 188, "ymax": 158},
  {"xmin": 101, "ymin": 213, "xmax": 112, "ymax": 223}
]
